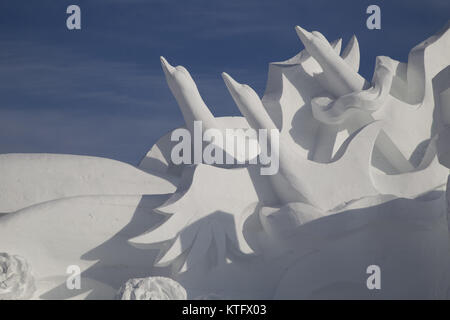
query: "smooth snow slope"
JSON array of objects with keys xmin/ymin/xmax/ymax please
[
  {"xmin": 0, "ymin": 194, "xmax": 171, "ymax": 299},
  {"xmin": 0, "ymin": 153, "xmax": 177, "ymax": 213}
]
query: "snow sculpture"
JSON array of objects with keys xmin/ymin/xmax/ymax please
[
  {"xmin": 0, "ymin": 23, "xmax": 449, "ymax": 299},
  {"xmin": 0, "ymin": 253, "xmax": 35, "ymax": 300},
  {"xmin": 133, "ymin": 23, "xmax": 450, "ymax": 272},
  {"xmin": 116, "ymin": 277, "xmax": 186, "ymax": 300}
]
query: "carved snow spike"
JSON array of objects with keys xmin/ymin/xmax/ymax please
[
  {"xmin": 295, "ymin": 26, "xmax": 369, "ymax": 97},
  {"xmin": 160, "ymin": 56, "xmax": 219, "ymax": 133}
]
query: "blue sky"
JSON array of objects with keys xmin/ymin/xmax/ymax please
[{"xmin": 0, "ymin": 0, "xmax": 448, "ymax": 164}]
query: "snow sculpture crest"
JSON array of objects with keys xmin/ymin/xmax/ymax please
[{"xmin": 132, "ymin": 24, "xmax": 450, "ymax": 273}]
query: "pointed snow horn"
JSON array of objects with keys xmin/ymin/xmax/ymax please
[
  {"xmin": 341, "ymin": 35, "xmax": 360, "ymax": 72},
  {"xmin": 160, "ymin": 56, "xmax": 219, "ymax": 132},
  {"xmin": 160, "ymin": 56, "xmax": 176, "ymax": 74},
  {"xmin": 330, "ymin": 38, "xmax": 342, "ymax": 55},
  {"xmin": 222, "ymin": 72, "xmax": 277, "ymax": 131},
  {"xmin": 296, "ymin": 26, "xmax": 313, "ymax": 42},
  {"xmin": 295, "ymin": 26, "xmax": 369, "ymax": 97}
]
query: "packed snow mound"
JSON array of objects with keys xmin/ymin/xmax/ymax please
[
  {"xmin": 0, "ymin": 153, "xmax": 177, "ymax": 213},
  {"xmin": 0, "ymin": 194, "xmax": 170, "ymax": 299},
  {"xmin": 116, "ymin": 276, "xmax": 186, "ymax": 300},
  {"xmin": 0, "ymin": 253, "xmax": 35, "ymax": 300}
]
